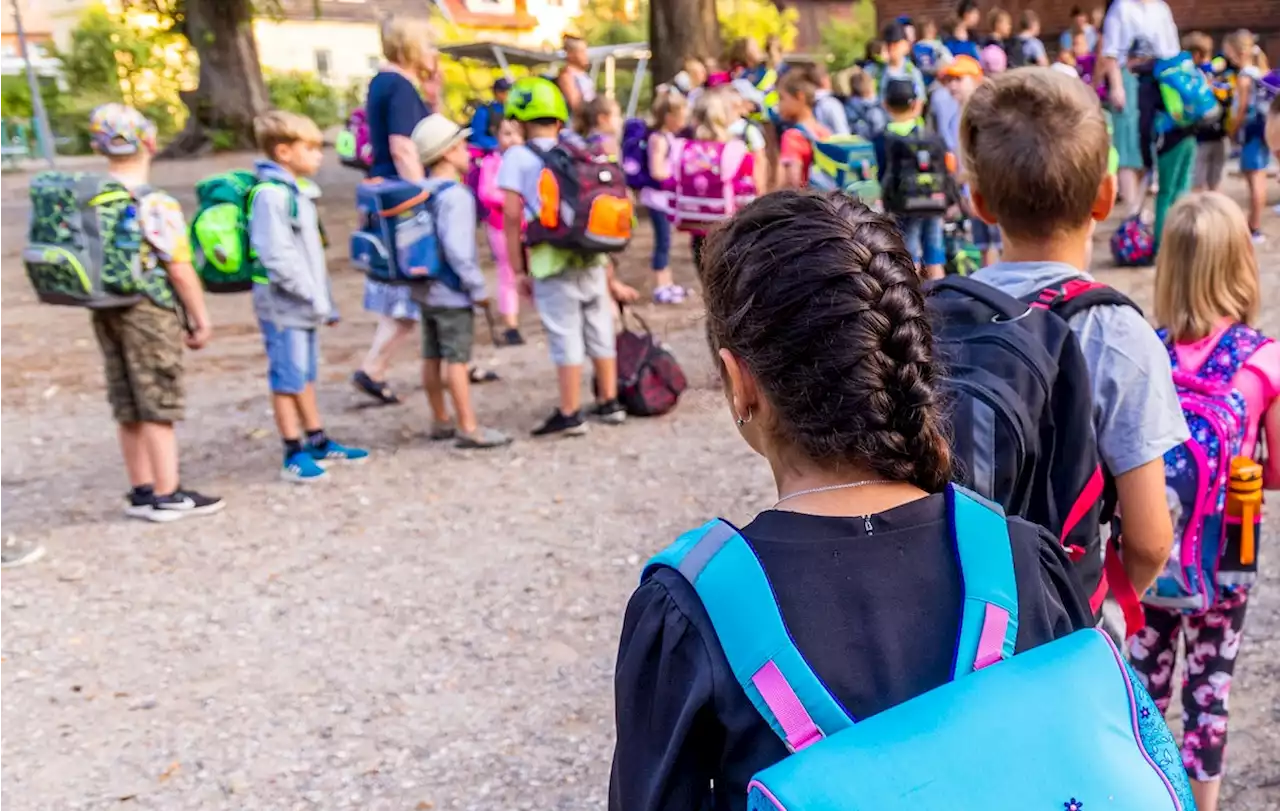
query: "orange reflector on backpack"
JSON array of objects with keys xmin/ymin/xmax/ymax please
[
  {"xmin": 537, "ymin": 168, "xmax": 560, "ymax": 230},
  {"xmin": 586, "ymin": 195, "xmax": 634, "ymax": 246}
]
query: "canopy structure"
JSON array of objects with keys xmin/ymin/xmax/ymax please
[{"xmin": 438, "ymin": 40, "xmax": 652, "ymax": 118}]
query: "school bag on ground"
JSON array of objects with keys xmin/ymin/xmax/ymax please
[
  {"xmin": 1111, "ymin": 215, "xmax": 1155, "ymax": 267},
  {"xmin": 882, "ymin": 123, "xmax": 955, "ymax": 217},
  {"xmin": 621, "ymin": 118, "xmax": 657, "ymax": 190},
  {"xmin": 335, "ymin": 107, "xmax": 372, "ymax": 171},
  {"xmin": 799, "ymin": 127, "xmax": 881, "ymax": 208},
  {"xmin": 645, "ymin": 484, "xmax": 1194, "ymax": 811},
  {"xmin": 526, "ymin": 139, "xmax": 633, "ymax": 253},
  {"xmin": 612, "ymin": 306, "xmax": 687, "ymax": 416},
  {"xmin": 24, "ymin": 171, "xmax": 151, "ymax": 308},
  {"xmin": 669, "ymin": 138, "xmax": 755, "ymax": 235},
  {"xmin": 1147, "ymin": 324, "xmax": 1273, "ymax": 611},
  {"xmin": 190, "ymin": 170, "xmax": 298, "ymax": 293},
  {"xmin": 927, "ymin": 276, "xmax": 1113, "ymax": 618},
  {"xmin": 1154, "ymin": 51, "xmax": 1221, "ymax": 134},
  {"xmin": 350, "ymin": 178, "xmax": 459, "ymax": 287}
]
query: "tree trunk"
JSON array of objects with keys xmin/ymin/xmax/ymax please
[
  {"xmin": 649, "ymin": 0, "xmax": 720, "ymax": 85},
  {"xmin": 162, "ymin": 0, "xmax": 268, "ymax": 157}
]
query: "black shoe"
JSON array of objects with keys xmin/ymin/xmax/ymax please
[
  {"xmin": 531, "ymin": 409, "xmax": 588, "ymax": 437},
  {"xmin": 503, "ymin": 327, "xmax": 525, "ymax": 346},
  {"xmin": 149, "ymin": 488, "xmax": 226, "ymax": 522},
  {"xmin": 124, "ymin": 486, "xmax": 156, "ymax": 521},
  {"xmin": 590, "ymin": 398, "xmax": 627, "ymax": 425}
]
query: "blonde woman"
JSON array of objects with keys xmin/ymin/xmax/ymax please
[
  {"xmin": 1130, "ymin": 192, "xmax": 1280, "ymax": 811},
  {"xmin": 352, "ymin": 16, "xmax": 453, "ymax": 404}
]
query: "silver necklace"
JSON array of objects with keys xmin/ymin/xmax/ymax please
[{"xmin": 773, "ymin": 479, "xmax": 894, "ymax": 507}]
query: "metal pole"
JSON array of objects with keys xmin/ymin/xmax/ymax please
[{"xmin": 11, "ymin": 0, "xmax": 56, "ymax": 167}]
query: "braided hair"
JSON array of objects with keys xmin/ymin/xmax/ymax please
[{"xmin": 700, "ymin": 191, "xmax": 953, "ymax": 492}]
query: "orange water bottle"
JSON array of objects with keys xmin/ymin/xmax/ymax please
[{"xmin": 1226, "ymin": 457, "xmax": 1263, "ymax": 565}]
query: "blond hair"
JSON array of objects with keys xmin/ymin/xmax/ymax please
[
  {"xmin": 381, "ymin": 16, "xmax": 435, "ymax": 71},
  {"xmin": 254, "ymin": 110, "xmax": 323, "ymax": 157},
  {"xmin": 693, "ymin": 87, "xmax": 734, "ymax": 142},
  {"xmin": 1154, "ymin": 192, "xmax": 1260, "ymax": 343},
  {"xmin": 651, "ymin": 87, "xmax": 689, "ymax": 128},
  {"xmin": 961, "ymin": 68, "xmax": 1109, "ymax": 240}
]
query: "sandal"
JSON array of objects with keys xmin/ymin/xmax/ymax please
[
  {"xmin": 468, "ymin": 365, "xmax": 500, "ymax": 384},
  {"xmin": 653, "ymin": 284, "xmax": 687, "ymax": 305},
  {"xmin": 351, "ymin": 371, "xmax": 401, "ymax": 405}
]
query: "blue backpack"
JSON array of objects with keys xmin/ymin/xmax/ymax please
[
  {"xmin": 1154, "ymin": 51, "xmax": 1222, "ymax": 134},
  {"xmin": 644, "ymin": 485, "xmax": 1195, "ymax": 811},
  {"xmin": 349, "ymin": 178, "xmax": 459, "ymax": 288}
]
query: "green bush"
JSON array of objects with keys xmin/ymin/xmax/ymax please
[{"xmin": 266, "ymin": 71, "xmax": 342, "ymax": 130}]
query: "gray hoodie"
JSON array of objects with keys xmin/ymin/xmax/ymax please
[
  {"xmin": 408, "ymin": 176, "xmax": 488, "ymax": 309},
  {"xmin": 249, "ymin": 160, "xmax": 333, "ymax": 329}
]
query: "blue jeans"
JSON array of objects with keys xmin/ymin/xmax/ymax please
[
  {"xmin": 901, "ymin": 215, "xmax": 946, "ymax": 267},
  {"xmin": 260, "ymin": 320, "xmax": 318, "ymax": 394},
  {"xmin": 648, "ymin": 205, "xmax": 672, "ymax": 271}
]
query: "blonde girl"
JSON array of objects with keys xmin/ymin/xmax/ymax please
[
  {"xmin": 576, "ymin": 95, "xmax": 624, "ymax": 158},
  {"xmin": 645, "ymin": 88, "xmax": 690, "ymax": 303},
  {"xmin": 1224, "ymin": 30, "xmax": 1272, "ymax": 243},
  {"xmin": 1133, "ymin": 192, "xmax": 1280, "ymax": 811},
  {"xmin": 478, "ymin": 118, "xmax": 525, "ymax": 343}
]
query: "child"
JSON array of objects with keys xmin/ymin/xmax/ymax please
[
  {"xmin": 409, "ymin": 114, "xmax": 511, "ymax": 449},
  {"xmin": 880, "ymin": 21, "xmax": 926, "ymax": 104},
  {"xmin": 674, "ymin": 57, "xmax": 708, "ymax": 104},
  {"xmin": 809, "ymin": 64, "xmax": 851, "ymax": 135},
  {"xmin": 643, "ymin": 88, "xmax": 690, "ymax": 303},
  {"xmin": 944, "ymin": 0, "xmax": 983, "ymax": 62},
  {"xmin": 671, "ymin": 88, "xmax": 757, "ymax": 267},
  {"xmin": 965, "ymin": 69, "xmax": 1187, "ymax": 599},
  {"xmin": 250, "ymin": 110, "xmax": 369, "ymax": 482},
  {"xmin": 499, "ymin": 76, "xmax": 635, "ymax": 437},
  {"xmin": 610, "ymin": 191, "xmax": 1091, "ymax": 806},
  {"xmin": 881, "ymin": 77, "xmax": 952, "ymax": 280},
  {"xmin": 859, "ymin": 39, "xmax": 888, "ymax": 91},
  {"xmin": 84, "ymin": 103, "xmax": 223, "ymax": 520},
  {"xmin": 985, "ymin": 8, "xmax": 1014, "ymax": 54},
  {"xmin": 478, "ymin": 118, "xmax": 525, "ymax": 344},
  {"xmin": 1132, "ymin": 192, "xmax": 1280, "ymax": 811},
  {"xmin": 1187, "ymin": 32, "xmax": 1228, "ymax": 193},
  {"xmin": 1012, "ymin": 10, "xmax": 1049, "ymax": 67},
  {"xmin": 912, "ymin": 18, "xmax": 954, "ymax": 82},
  {"xmin": 576, "ymin": 95, "xmax": 624, "ymax": 158},
  {"xmin": 936, "ymin": 56, "xmax": 1002, "ymax": 267},
  {"xmin": 842, "ymin": 68, "xmax": 889, "ymax": 144},
  {"xmin": 1224, "ymin": 29, "xmax": 1271, "ymax": 243},
  {"xmin": 726, "ymin": 82, "xmax": 771, "ymax": 194},
  {"xmin": 777, "ymin": 70, "xmax": 830, "ymax": 189}
]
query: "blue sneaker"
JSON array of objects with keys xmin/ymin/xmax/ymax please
[
  {"xmin": 308, "ymin": 439, "xmax": 369, "ymax": 467},
  {"xmin": 283, "ymin": 449, "xmax": 328, "ymax": 483}
]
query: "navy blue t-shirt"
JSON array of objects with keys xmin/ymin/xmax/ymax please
[{"xmin": 365, "ymin": 71, "xmax": 430, "ymax": 179}]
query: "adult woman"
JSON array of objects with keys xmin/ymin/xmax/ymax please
[
  {"xmin": 351, "ymin": 17, "xmax": 436, "ymax": 405},
  {"xmin": 609, "ymin": 192, "xmax": 1091, "ymax": 811}
]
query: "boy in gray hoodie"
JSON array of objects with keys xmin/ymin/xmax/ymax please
[
  {"xmin": 409, "ymin": 114, "xmax": 511, "ymax": 449},
  {"xmin": 250, "ymin": 110, "xmax": 369, "ymax": 482}
]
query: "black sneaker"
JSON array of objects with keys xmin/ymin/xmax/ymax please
[
  {"xmin": 590, "ymin": 399, "xmax": 627, "ymax": 425},
  {"xmin": 149, "ymin": 488, "xmax": 226, "ymax": 522},
  {"xmin": 531, "ymin": 409, "xmax": 588, "ymax": 437},
  {"xmin": 502, "ymin": 327, "xmax": 525, "ymax": 346},
  {"xmin": 124, "ymin": 486, "xmax": 156, "ymax": 521}
]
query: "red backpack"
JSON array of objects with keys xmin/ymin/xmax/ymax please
[{"xmin": 526, "ymin": 139, "xmax": 633, "ymax": 253}]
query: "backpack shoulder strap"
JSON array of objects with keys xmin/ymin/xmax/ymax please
[
  {"xmin": 1195, "ymin": 322, "xmax": 1273, "ymax": 381},
  {"xmin": 644, "ymin": 520, "xmax": 853, "ymax": 751},
  {"xmin": 1024, "ymin": 277, "xmax": 1143, "ymax": 322},
  {"xmin": 248, "ymin": 178, "xmax": 299, "ymax": 219},
  {"xmin": 948, "ymin": 484, "xmax": 1020, "ymax": 678},
  {"xmin": 927, "ymin": 275, "xmax": 1032, "ymax": 322}
]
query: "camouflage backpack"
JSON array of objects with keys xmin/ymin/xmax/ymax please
[{"xmin": 24, "ymin": 171, "xmax": 165, "ymax": 308}]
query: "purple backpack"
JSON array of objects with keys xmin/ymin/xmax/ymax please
[
  {"xmin": 1110, "ymin": 215, "xmax": 1154, "ymax": 267},
  {"xmin": 622, "ymin": 118, "xmax": 656, "ymax": 190},
  {"xmin": 336, "ymin": 108, "xmax": 372, "ymax": 171},
  {"xmin": 1148, "ymin": 324, "xmax": 1273, "ymax": 610}
]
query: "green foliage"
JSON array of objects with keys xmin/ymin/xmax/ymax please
[
  {"xmin": 718, "ymin": 0, "xmax": 798, "ymax": 53},
  {"xmin": 575, "ymin": 0, "xmax": 647, "ymax": 46},
  {"xmin": 821, "ymin": 0, "xmax": 876, "ymax": 70},
  {"xmin": 265, "ymin": 70, "xmax": 342, "ymax": 129}
]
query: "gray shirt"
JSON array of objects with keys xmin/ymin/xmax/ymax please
[
  {"xmin": 814, "ymin": 90, "xmax": 851, "ymax": 136},
  {"xmin": 409, "ymin": 177, "xmax": 487, "ymax": 309},
  {"xmin": 249, "ymin": 161, "xmax": 332, "ymax": 329},
  {"xmin": 970, "ymin": 262, "xmax": 1189, "ymax": 476}
]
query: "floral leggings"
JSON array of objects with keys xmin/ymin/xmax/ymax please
[{"xmin": 1127, "ymin": 590, "xmax": 1250, "ymax": 781}]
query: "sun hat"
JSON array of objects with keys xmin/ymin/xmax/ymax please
[{"xmin": 410, "ymin": 114, "xmax": 471, "ymax": 166}]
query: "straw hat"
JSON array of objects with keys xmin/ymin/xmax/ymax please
[{"xmin": 411, "ymin": 114, "xmax": 471, "ymax": 166}]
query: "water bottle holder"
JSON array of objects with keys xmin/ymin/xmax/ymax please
[{"xmin": 1218, "ymin": 514, "xmax": 1262, "ymax": 580}]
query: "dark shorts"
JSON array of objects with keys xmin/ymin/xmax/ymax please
[
  {"xmin": 420, "ymin": 305, "xmax": 475, "ymax": 364},
  {"xmin": 92, "ymin": 299, "xmax": 185, "ymax": 424}
]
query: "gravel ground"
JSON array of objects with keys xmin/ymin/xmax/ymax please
[{"xmin": 3, "ymin": 153, "xmax": 1279, "ymax": 810}]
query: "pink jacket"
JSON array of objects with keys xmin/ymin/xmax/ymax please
[{"xmin": 477, "ymin": 151, "xmax": 506, "ymax": 231}]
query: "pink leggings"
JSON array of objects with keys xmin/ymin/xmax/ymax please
[{"xmin": 486, "ymin": 224, "xmax": 519, "ymax": 318}]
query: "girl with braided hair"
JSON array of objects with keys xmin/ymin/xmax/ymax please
[{"xmin": 609, "ymin": 192, "xmax": 1091, "ymax": 811}]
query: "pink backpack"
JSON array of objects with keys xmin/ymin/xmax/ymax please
[
  {"xmin": 669, "ymin": 139, "xmax": 755, "ymax": 236},
  {"xmin": 336, "ymin": 108, "xmax": 372, "ymax": 170}
]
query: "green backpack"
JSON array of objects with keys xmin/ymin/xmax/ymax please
[
  {"xmin": 24, "ymin": 171, "xmax": 155, "ymax": 308},
  {"xmin": 190, "ymin": 170, "xmax": 294, "ymax": 293}
]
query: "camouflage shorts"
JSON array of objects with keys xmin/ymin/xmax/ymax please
[{"xmin": 92, "ymin": 299, "xmax": 185, "ymax": 424}]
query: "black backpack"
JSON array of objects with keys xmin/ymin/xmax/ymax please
[
  {"xmin": 883, "ymin": 124, "xmax": 954, "ymax": 217},
  {"xmin": 926, "ymin": 276, "xmax": 1109, "ymax": 602}
]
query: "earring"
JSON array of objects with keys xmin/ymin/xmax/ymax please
[{"xmin": 735, "ymin": 409, "xmax": 752, "ymax": 428}]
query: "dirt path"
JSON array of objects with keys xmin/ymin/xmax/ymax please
[{"xmin": 3, "ymin": 154, "xmax": 1278, "ymax": 810}]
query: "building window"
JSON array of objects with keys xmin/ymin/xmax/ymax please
[{"xmin": 315, "ymin": 49, "xmax": 332, "ymax": 78}]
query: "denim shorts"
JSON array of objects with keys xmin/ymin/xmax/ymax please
[
  {"xmin": 1241, "ymin": 137, "xmax": 1272, "ymax": 173},
  {"xmin": 260, "ymin": 320, "xmax": 318, "ymax": 394},
  {"xmin": 901, "ymin": 215, "xmax": 946, "ymax": 267}
]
